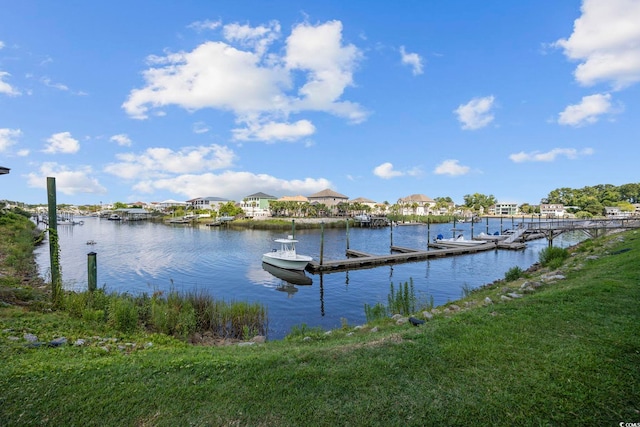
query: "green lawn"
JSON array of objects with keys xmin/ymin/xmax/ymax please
[{"xmin": 1, "ymin": 228, "xmax": 639, "ymax": 426}]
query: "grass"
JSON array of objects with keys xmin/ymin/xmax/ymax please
[{"xmin": 1, "ymin": 208, "xmax": 639, "ymax": 425}]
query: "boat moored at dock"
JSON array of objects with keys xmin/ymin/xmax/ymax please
[{"xmin": 262, "ymin": 236, "xmax": 313, "ymax": 271}]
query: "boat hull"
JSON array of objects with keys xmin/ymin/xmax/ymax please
[
  {"xmin": 262, "ymin": 262, "xmax": 312, "ymax": 285},
  {"xmin": 262, "ymin": 253, "xmax": 312, "ymax": 271}
]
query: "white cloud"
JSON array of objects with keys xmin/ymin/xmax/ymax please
[
  {"xmin": 433, "ymin": 159, "xmax": 470, "ymax": 176},
  {"xmin": 43, "ymin": 132, "xmax": 80, "ymax": 154},
  {"xmin": 26, "ymin": 162, "xmax": 107, "ymax": 195},
  {"xmin": 553, "ymin": 0, "xmax": 640, "ymax": 89},
  {"xmin": 285, "ymin": 20, "xmax": 366, "ymax": 122},
  {"xmin": 0, "ymin": 71, "xmax": 21, "ymax": 96},
  {"xmin": 123, "ymin": 20, "xmax": 367, "ymax": 142},
  {"xmin": 132, "ymin": 171, "xmax": 332, "ymax": 201},
  {"xmin": 0, "ymin": 41, "xmax": 5, "ymax": 49},
  {"xmin": 509, "ymin": 147, "xmax": 594, "ymax": 163},
  {"xmin": 558, "ymin": 93, "xmax": 613, "ymax": 126},
  {"xmin": 232, "ymin": 119, "xmax": 315, "ymax": 142},
  {"xmin": 0, "ymin": 128, "xmax": 22, "ymax": 151},
  {"xmin": 41, "ymin": 76, "xmax": 69, "ymax": 91},
  {"xmin": 223, "ymin": 21, "xmax": 280, "ymax": 57},
  {"xmin": 373, "ymin": 162, "xmax": 403, "ymax": 179},
  {"xmin": 104, "ymin": 144, "xmax": 236, "ymax": 180},
  {"xmin": 188, "ymin": 19, "xmax": 222, "ymax": 32},
  {"xmin": 399, "ymin": 46, "xmax": 424, "ymax": 75},
  {"xmin": 373, "ymin": 162, "xmax": 405, "ymax": 179},
  {"xmin": 192, "ymin": 122, "xmax": 210, "ymax": 134},
  {"xmin": 454, "ymin": 95, "xmax": 495, "ymax": 130},
  {"xmin": 110, "ymin": 134, "xmax": 132, "ymax": 146}
]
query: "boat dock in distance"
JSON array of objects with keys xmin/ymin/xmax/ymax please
[{"xmin": 306, "ymin": 240, "xmax": 524, "ymax": 274}]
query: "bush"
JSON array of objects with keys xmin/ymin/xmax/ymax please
[
  {"xmin": 505, "ymin": 266, "xmax": 524, "ymax": 282},
  {"xmin": 364, "ymin": 302, "xmax": 387, "ymax": 323},
  {"xmin": 108, "ymin": 295, "xmax": 139, "ymax": 333},
  {"xmin": 539, "ymin": 247, "xmax": 569, "ymax": 269},
  {"xmin": 387, "ymin": 279, "xmax": 416, "ymax": 316}
]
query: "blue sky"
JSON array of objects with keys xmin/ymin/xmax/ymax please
[{"xmin": 1, "ymin": 0, "xmax": 639, "ymax": 206}]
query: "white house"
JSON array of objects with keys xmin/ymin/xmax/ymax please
[
  {"xmin": 540, "ymin": 203, "xmax": 566, "ymax": 218},
  {"xmin": 397, "ymin": 194, "xmax": 436, "ymax": 216},
  {"xmin": 489, "ymin": 203, "xmax": 519, "ymax": 216},
  {"xmin": 241, "ymin": 192, "xmax": 277, "ymax": 218},
  {"xmin": 187, "ymin": 196, "xmax": 230, "ymax": 211}
]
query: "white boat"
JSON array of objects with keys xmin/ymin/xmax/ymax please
[
  {"xmin": 433, "ymin": 234, "xmax": 487, "ymax": 246},
  {"xmin": 473, "ymin": 232, "xmax": 509, "ymax": 241},
  {"xmin": 262, "ymin": 236, "xmax": 312, "ymax": 271},
  {"xmin": 108, "ymin": 214, "xmax": 121, "ymax": 221}
]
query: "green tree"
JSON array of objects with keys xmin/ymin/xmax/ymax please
[
  {"xmin": 463, "ymin": 193, "xmax": 496, "ymax": 212},
  {"xmin": 219, "ymin": 201, "xmax": 242, "ymax": 217}
]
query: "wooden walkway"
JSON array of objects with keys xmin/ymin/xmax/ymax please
[
  {"xmin": 306, "ymin": 242, "xmax": 498, "ymax": 274},
  {"xmin": 524, "ymin": 218, "xmax": 640, "ymax": 245}
]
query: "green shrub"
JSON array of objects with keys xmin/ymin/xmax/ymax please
[
  {"xmin": 539, "ymin": 247, "xmax": 569, "ymax": 269},
  {"xmin": 364, "ymin": 302, "xmax": 387, "ymax": 323},
  {"xmin": 65, "ymin": 292, "xmax": 88, "ymax": 318},
  {"xmin": 387, "ymin": 279, "xmax": 416, "ymax": 316},
  {"xmin": 108, "ymin": 295, "xmax": 139, "ymax": 333},
  {"xmin": 505, "ymin": 266, "xmax": 524, "ymax": 282}
]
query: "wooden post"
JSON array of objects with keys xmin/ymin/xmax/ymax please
[
  {"xmin": 291, "ymin": 219, "xmax": 295, "ymax": 239},
  {"xmin": 87, "ymin": 252, "xmax": 97, "ymax": 292},
  {"xmin": 320, "ymin": 222, "xmax": 324, "ymax": 265},
  {"xmin": 427, "ymin": 218, "xmax": 431, "ymax": 248},
  {"xmin": 346, "ymin": 218, "xmax": 350, "ymax": 250},
  {"xmin": 390, "ymin": 218, "xmax": 393, "ymax": 248},
  {"xmin": 452, "ymin": 217, "xmax": 457, "ymax": 239},
  {"xmin": 46, "ymin": 177, "xmax": 62, "ymax": 306},
  {"xmin": 485, "ymin": 217, "xmax": 489, "ymax": 234},
  {"xmin": 471, "ymin": 218, "xmax": 474, "ymax": 239}
]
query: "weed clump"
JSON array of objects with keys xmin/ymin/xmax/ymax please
[{"xmin": 538, "ymin": 247, "xmax": 569, "ymax": 270}]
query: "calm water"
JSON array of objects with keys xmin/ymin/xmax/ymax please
[{"xmin": 35, "ymin": 217, "xmax": 585, "ymax": 339}]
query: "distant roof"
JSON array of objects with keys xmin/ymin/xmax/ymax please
[
  {"xmin": 0, "ymin": 166, "xmax": 9, "ymax": 175},
  {"xmin": 160, "ymin": 199, "xmax": 187, "ymax": 205},
  {"xmin": 308, "ymin": 189, "xmax": 349, "ymax": 199},
  {"xmin": 278, "ymin": 195, "xmax": 309, "ymax": 202},
  {"xmin": 398, "ymin": 194, "xmax": 434, "ymax": 203},
  {"xmin": 245, "ymin": 192, "xmax": 276, "ymax": 199},
  {"xmin": 186, "ymin": 196, "xmax": 230, "ymax": 202},
  {"xmin": 350, "ymin": 197, "xmax": 377, "ymax": 204}
]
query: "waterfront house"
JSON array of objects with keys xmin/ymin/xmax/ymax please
[
  {"xmin": 278, "ymin": 195, "xmax": 309, "ymax": 203},
  {"xmin": 241, "ymin": 192, "xmax": 277, "ymax": 218},
  {"xmin": 158, "ymin": 199, "xmax": 188, "ymax": 211},
  {"xmin": 605, "ymin": 206, "xmax": 633, "ymax": 218},
  {"xmin": 540, "ymin": 203, "xmax": 566, "ymax": 218},
  {"xmin": 308, "ymin": 189, "xmax": 349, "ymax": 216},
  {"xmin": 489, "ymin": 202, "xmax": 519, "ymax": 216},
  {"xmin": 397, "ymin": 194, "xmax": 436, "ymax": 216},
  {"xmin": 187, "ymin": 196, "xmax": 231, "ymax": 211}
]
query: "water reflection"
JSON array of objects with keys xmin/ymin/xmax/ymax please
[{"xmin": 262, "ymin": 262, "xmax": 312, "ymax": 286}]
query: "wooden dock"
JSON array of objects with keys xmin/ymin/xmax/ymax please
[{"xmin": 306, "ymin": 242, "xmax": 499, "ymax": 274}]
